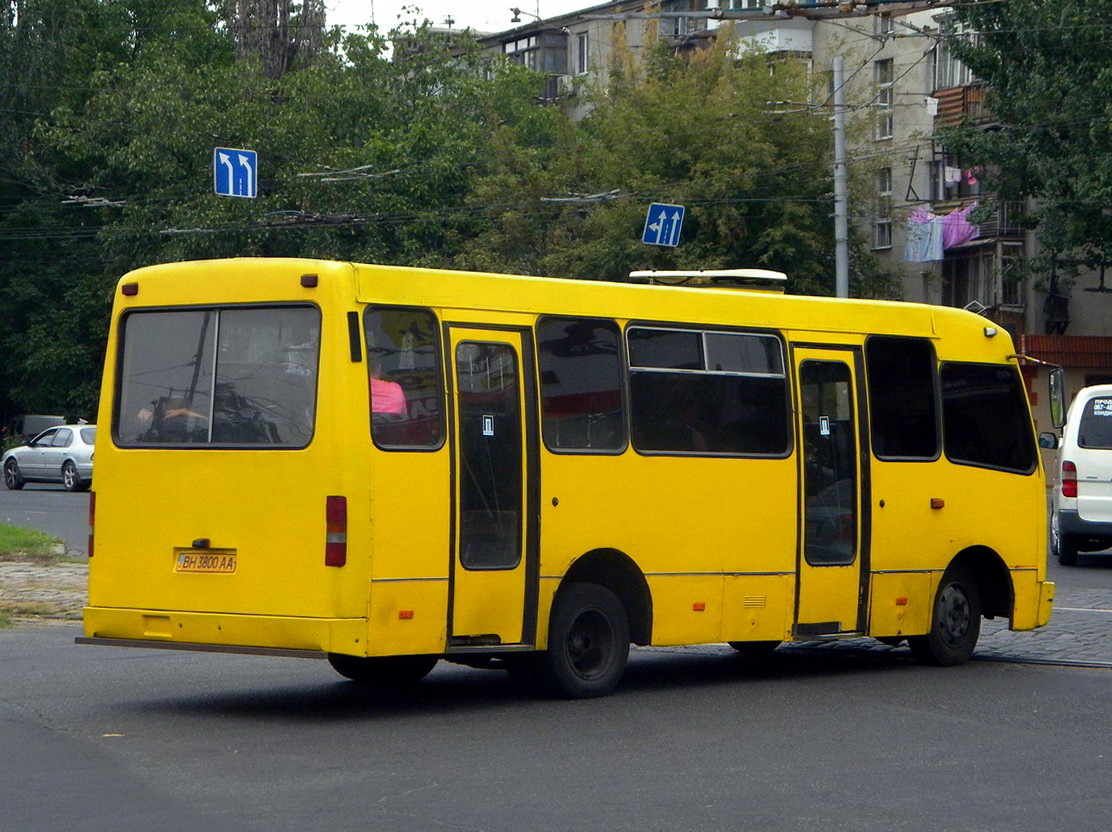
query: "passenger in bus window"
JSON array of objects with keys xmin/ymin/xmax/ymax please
[{"xmin": 369, "ymin": 360, "xmax": 407, "ymax": 416}]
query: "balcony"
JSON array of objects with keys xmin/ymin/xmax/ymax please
[
  {"xmin": 933, "ymin": 198, "xmax": 1025, "ymax": 240},
  {"xmin": 933, "ymin": 84, "xmax": 990, "ymax": 127}
]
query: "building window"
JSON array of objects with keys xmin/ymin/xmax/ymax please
[
  {"xmin": 931, "ymin": 17, "xmax": 976, "ymax": 90},
  {"xmin": 873, "ymin": 165, "xmax": 892, "ymax": 249},
  {"xmin": 663, "ymin": 0, "xmax": 694, "ymax": 37},
  {"xmin": 877, "ymin": 166, "xmax": 892, "ymax": 198},
  {"xmin": 875, "ymin": 58, "xmax": 894, "ymax": 140},
  {"xmin": 874, "ymin": 218, "xmax": 893, "ymax": 249},
  {"xmin": 874, "ymin": 13, "xmax": 895, "ymax": 36},
  {"xmin": 576, "ymin": 32, "xmax": 589, "ymax": 74},
  {"xmin": 503, "ymin": 34, "xmax": 538, "ymax": 71}
]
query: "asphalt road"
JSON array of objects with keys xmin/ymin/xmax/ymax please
[
  {"xmin": 4, "ymin": 489, "xmax": 1112, "ymax": 829},
  {"xmin": 0, "ymin": 483, "xmax": 90, "ymax": 555},
  {"xmin": 3, "ymin": 625, "xmax": 1112, "ymax": 832}
]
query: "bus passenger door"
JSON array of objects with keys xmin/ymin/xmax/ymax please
[
  {"xmin": 793, "ymin": 347, "xmax": 870, "ymax": 637},
  {"xmin": 447, "ymin": 327, "xmax": 538, "ymax": 649}
]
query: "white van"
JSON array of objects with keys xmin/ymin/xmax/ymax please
[{"xmin": 1043, "ymin": 384, "xmax": 1112, "ymax": 565}]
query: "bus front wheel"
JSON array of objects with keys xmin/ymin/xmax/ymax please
[
  {"xmin": 327, "ymin": 653, "xmax": 438, "ymax": 687},
  {"xmin": 909, "ymin": 566, "xmax": 981, "ymax": 667},
  {"xmin": 541, "ymin": 583, "xmax": 630, "ymax": 699}
]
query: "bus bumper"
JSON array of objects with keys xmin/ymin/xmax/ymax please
[
  {"xmin": 1008, "ymin": 575, "xmax": 1055, "ymax": 631},
  {"xmin": 81, "ymin": 607, "xmax": 367, "ymax": 657},
  {"xmin": 1037, "ymin": 580, "xmax": 1055, "ymax": 628}
]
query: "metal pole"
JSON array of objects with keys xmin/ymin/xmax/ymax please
[{"xmin": 833, "ymin": 56, "xmax": 850, "ymax": 298}]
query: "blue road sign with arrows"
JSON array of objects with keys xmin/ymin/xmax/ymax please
[
  {"xmin": 642, "ymin": 203, "xmax": 685, "ymax": 247},
  {"xmin": 213, "ymin": 148, "xmax": 258, "ymax": 198}
]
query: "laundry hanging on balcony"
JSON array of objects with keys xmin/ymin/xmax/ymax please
[{"xmin": 905, "ymin": 203, "xmax": 980, "ymax": 262}]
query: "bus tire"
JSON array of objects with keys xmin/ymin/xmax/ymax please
[
  {"xmin": 541, "ymin": 583, "xmax": 630, "ymax": 699},
  {"xmin": 909, "ymin": 566, "xmax": 981, "ymax": 667},
  {"xmin": 3, "ymin": 459, "xmax": 25, "ymax": 490},
  {"xmin": 326, "ymin": 653, "xmax": 438, "ymax": 687}
]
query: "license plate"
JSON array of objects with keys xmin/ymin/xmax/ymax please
[{"xmin": 175, "ymin": 549, "xmax": 237, "ymax": 574}]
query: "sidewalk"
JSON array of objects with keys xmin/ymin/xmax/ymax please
[{"xmin": 0, "ymin": 561, "xmax": 87, "ymax": 622}]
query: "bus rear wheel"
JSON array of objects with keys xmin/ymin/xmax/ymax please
[
  {"xmin": 909, "ymin": 566, "xmax": 981, "ymax": 667},
  {"xmin": 541, "ymin": 583, "xmax": 630, "ymax": 699},
  {"xmin": 327, "ymin": 653, "xmax": 438, "ymax": 687}
]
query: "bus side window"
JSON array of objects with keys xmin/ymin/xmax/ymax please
[
  {"xmin": 941, "ymin": 362, "xmax": 1037, "ymax": 473},
  {"xmin": 537, "ymin": 317, "xmax": 626, "ymax": 453},
  {"xmin": 364, "ymin": 306, "xmax": 444, "ymax": 450},
  {"xmin": 865, "ymin": 336, "xmax": 939, "ymax": 460},
  {"xmin": 628, "ymin": 326, "xmax": 789, "ymax": 456}
]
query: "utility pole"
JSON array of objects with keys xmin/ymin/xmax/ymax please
[{"xmin": 833, "ymin": 56, "xmax": 850, "ymax": 298}]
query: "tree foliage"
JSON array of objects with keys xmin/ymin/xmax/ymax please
[
  {"xmin": 0, "ymin": 6, "xmax": 890, "ymax": 421},
  {"xmin": 456, "ymin": 30, "xmax": 895, "ymax": 297},
  {"xmin": 944, "ymin": 0, "xmax": 1112, "ymax": 287}
]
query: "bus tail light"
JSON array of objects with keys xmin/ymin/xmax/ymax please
[
  {"xmin": 1061, "ymin": 461, "xmax": 1078, "ymax": 498},
  {"xmin": 325, "ymin": 496, "xmax": 347, "ymax": 567},
  {"xmin": 88, "ymin": 492, "xmax": 96, "ymax": 557}
]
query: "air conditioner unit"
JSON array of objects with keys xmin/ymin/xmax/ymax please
[{"xmin": 557, "ymin": 74, "xmax": 577, "ymax": 97}]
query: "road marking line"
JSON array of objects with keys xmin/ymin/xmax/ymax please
[{"xmin": 1054, "ymin": 606, "xmax": 1112, "ymax": 614}]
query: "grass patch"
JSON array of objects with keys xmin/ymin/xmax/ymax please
[
  {"xmin": 0, "ymin": 523, "xmax": 67, "ymax": 563},
  {"xmin": 0, "ymin": 601, "xmax": 77, "ymax": 623},
  {"xmin": 0, "ymin": 601, "xmax": 64, "ymax": 618}
]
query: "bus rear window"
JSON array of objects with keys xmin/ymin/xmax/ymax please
[{"xmin": 115, "ymin": 306, "xmax": 320, "ymax": 448}]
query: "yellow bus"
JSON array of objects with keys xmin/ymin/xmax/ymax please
[{"xmin": 80, "ymin": 258, "xmax": 1056, "ymax": 698}]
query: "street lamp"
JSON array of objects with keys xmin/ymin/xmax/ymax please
[{"xmin": 510, "ymin": 6, "xmax": 542, "ymax": 23}]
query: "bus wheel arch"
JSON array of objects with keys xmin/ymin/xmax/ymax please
[
  {"xmin": 948, "ymin": 546, "xmax": 1014, "ymax": 620},
  {"xmin": 909, "ymin": 547, "xmax": 1009, "ymax": 667},
  {"xmin": 560, "ymin": 548, "xmax": 653, "ymax": 646}
]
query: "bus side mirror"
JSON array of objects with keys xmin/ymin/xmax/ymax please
[
  {"xmin": 1049, "ymin": 367, "xmax": 1066, "ymax": 429},
  {"xmin": 1038, "ymin": 432, "xmax": 1060, "ymax": 450}
]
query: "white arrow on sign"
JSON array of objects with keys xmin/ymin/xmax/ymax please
[
  {"xmin": 650, "ymin": 206, "xmax": 672, "ymax": 244},
  {"xmin": 668, "ymin": 209, "xmax": 682, "ymax": 246},
  {"xmin": 237, "ymin": 153, "xmax": 254, "ymax": 197},
  {"xmin": 218, "ymin": 151, "xmax": 234, "ymax": 191}
]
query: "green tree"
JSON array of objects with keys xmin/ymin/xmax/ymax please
[
  {"xmin": 1, "ymin": 8, "xmax": 552, "ymax": 419},
  {"xmin": 943, "ymin": 0, "xmax": 1112, "ymax": 290},
  {"xmin": 456, "ymin": 29, "xmax": 896, "ymax": 298}
]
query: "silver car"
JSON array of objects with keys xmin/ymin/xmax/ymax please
[{"xmin": 2, "ymin": 425, "xmax": 96, "ymax": 492}]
